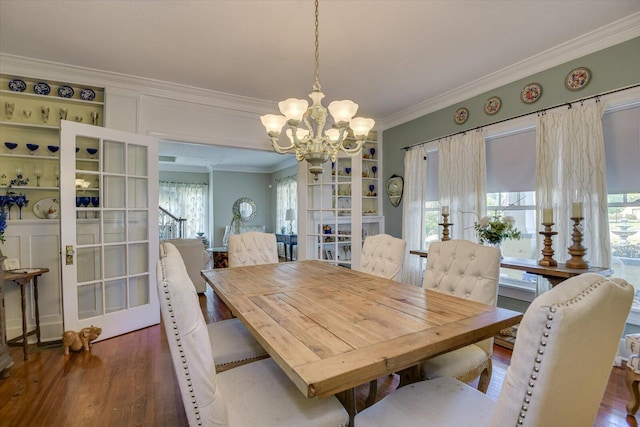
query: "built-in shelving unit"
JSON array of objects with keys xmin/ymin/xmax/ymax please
[
  {"xmin": 0, "ymin": 74, "xmax": 104, "ymax": 220},
  {"xmin": 298, "ymin": 131, "xmax": 384, "ymax": 269}
]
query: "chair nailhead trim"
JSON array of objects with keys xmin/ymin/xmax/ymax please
[
  {"xmin": 517, "ymin": 281, "xmax": 605, "ymax": 426},
  {"xmin": 160, "ymin": 258, "xmax": 203, "ymax": 426}
]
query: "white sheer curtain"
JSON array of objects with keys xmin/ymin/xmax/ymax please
[
  {"xmin": 439, "ymin": 130, "xmax": 487, "ymax": 241},
  {"xmin": 536, "ymin": 101, "xmax": 610, "ymax": 268},
  {"xmin": 159, "ymin": 181, "xmax": 208, "ymax": 238},
  {"xmin": 402, "ymin": 145, "xmax": 427, "ymax": 286},
  {"xmin": 276, "ymin": 175, "xmax": 297, "ymax": 234}
]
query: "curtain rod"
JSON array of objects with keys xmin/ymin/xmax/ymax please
[{"xmin": 402, "ymin": 83, "xmax": 640, "ymax": 151}]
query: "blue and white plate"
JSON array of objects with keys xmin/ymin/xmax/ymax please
[
  {"xmin": 33, "ymin": 82, "xmax": 51, "ymax": 95},
  {"xmin": 57, "ymin": 85, "xmax": 74, "ymax": 98},
  {"xmin": 80, "ymin": 88, "xmax": 96, "ymax": 101},
  {"xmin": 8, "ymin": 79, "xmax": 26, "ymax": 92}
]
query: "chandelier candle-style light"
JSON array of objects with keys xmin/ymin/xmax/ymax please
[{"xmin": 260, "ymin": 0, "xmax": 375, "ymax": 180}]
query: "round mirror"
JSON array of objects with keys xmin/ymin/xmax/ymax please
[
  {"xmin": 386, "ymin": 174, "xmax": 404, "ymax": 207},
  {"xmin": 233, "ymin": 197, "xmax": 257, "ymax": 222}
]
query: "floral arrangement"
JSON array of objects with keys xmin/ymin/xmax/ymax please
[
  {"xmin": 474, "ymin": 211, "xmax": 521, "ymax": 245},
  {"xmin": 0, "ymin": 207, "xmax": 6, "ymax": 243}
]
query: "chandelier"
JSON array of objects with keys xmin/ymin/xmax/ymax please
[{"xmin": 260, "ymin": 0, "xmax": 375, "ymax": 180}]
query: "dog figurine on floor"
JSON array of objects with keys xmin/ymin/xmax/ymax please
[{"xmin": 62, "ymin": 326, "xmax": 102, "ymax": 355}]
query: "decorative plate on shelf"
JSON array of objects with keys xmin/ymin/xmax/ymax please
[
  {"xmin": 8, "ymin": 79, "xmax": 26, "ymax": 92},
  {"xmin": 33, "ymin": 197, "xmax": 60, "ymax": 219},
  {"xmin": 565, "ymin": 67, "xmax": 591, "ymax": 91},
  {"xmin": 520, "ymin": 82, "xmax": 542, "ymax": 104},
  {"xmin": 484, "ymin": 96, "xmax": 502, "ymax": 115},
  {"xmin": 80, "ymin": 88, "xmax": 96, "ymax": 101},
  {"xmin": 453, "ymin": 107, "xmax": 469, "ymax": 125},
  {"xmin": 57, "ymin": 85, "xmax": 74, "ymax": 98},
  {"xmin": 33, "ymin": 82, "xmax": 51, "ymax": 95}
]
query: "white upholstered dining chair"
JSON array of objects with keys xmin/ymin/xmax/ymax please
[
  {"xmin": 359, "ymin": 234, "xmax": 406, "ymax": 282},
  {"xmin": 356, "ymin": 273, "xmax": 634, "ymax": 427},
  {"xmin": 228, "ymin": 231, "xmax": 279, "ymax": 267},
  {"xmin": 359, "ymin": 233, "xmax": 406, "ymax": 405},
  {"xmin": 418, "ymin": 239, "xmax": 501, "ymax": 392},
  {"xmin": 157, "ymin": 242, "xmax": 349, "ymax": 426},
  {"xmin": 159, "ymin": 242, "xmax": 268, "ymax": 372},
  {"xmin": 164, "ymin": 238, "xmax": 210, "ymax": 293}
]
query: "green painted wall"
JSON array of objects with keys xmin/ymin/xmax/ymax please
[
  {"xmin": 211, "ymin": 170, "xmax": 273, "ymax": 246},
  {"xmin": 382, "ymin": 37, "xmax": 640, "ymax": 238}
]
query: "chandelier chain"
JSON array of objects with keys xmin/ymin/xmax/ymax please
[{"xmin": 313, "ymin": 0, "xmax": 321, "ymax": 92}]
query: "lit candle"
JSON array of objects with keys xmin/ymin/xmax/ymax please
[
  {"xmin": 572, "ymin": 202, "xmax": 583, "ymax": 218},
  {"xmin": 542, "ymin": 208, "xmax": 553, "ymax": 224},
  {"xmin": 441, "ymin": 205, "xmax": 449, "ymax": 215}
]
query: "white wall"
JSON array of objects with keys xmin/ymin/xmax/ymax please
[{"xmin": 0, "ymin": 54, "xmax": 278, "ymax": 342}]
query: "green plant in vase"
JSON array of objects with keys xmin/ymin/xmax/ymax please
[{"xmin": 473, "ymin": 210, "xmax": 521, "ymax": 247}]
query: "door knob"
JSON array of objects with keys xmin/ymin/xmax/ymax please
[{"xmin": 66, "ymin": 245, "xmax": 75, "ymax": 265}]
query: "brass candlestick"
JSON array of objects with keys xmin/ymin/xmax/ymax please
[
  {"xmin": 439, "ymin": 214, "xmax": 452, "ymax": 241},
  {"xmin": 566, "ymin": 217, "xmax": 589, "ymax": 269},
  {"xmin": 538, "ymin": 223, "xmax": 558, "ymax": 266}
]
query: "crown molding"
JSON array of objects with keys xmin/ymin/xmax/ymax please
[
  {"xmin": 0, "ymin": 53, "xmax": 275, "ymax": 115},
  {"xmin": 379, "ymin": 12, "xmax": 640, "ymax": 130}
]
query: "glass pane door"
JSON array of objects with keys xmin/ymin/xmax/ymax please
[{"xmin": 60, "ymin": 120, "xmax": 158, "ymax": 340}]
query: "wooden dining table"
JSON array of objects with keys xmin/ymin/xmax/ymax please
[{"xmin": 202, "ymin": 260, "xmax": 523, "ymax": 426}]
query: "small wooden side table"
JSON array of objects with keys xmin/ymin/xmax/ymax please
[
  {"xmin": 206, "ymin": 247, "xmax": 228, "ymax": 269},
  {"xmin": 275, "ymin": 233, "xmax": 297, "ymax": 261},
  {"xmin": 3, "ymin": 268, "xmax": 49, "ymax": 361},
  {"xmin": 0, "ymin": 258, "xmax": 14, "ymax": 378}
]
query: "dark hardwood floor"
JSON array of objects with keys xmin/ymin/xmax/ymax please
[{"xmin": 0, "ymin": 284, "xmax": 637, "ymax": 426}]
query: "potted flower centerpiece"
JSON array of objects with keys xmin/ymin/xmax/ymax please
[{"xmin": 474, "ymin": 210, "xmax": 521, "ymax": 249}]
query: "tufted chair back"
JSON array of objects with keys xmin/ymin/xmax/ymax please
[
  {"xmin": 360, "ymin": 234, "xmax": 407, "ymax": 281},
  {"xmin": 423, "ymin": 239, "xmax": 500, "ymax": 355},
  {"xmin": 491, "ymin": 273, "xmax": 633, "ymax": 426},
  {"xmin": 228, "ymin": 232, "xmax": 279, "ymax": 268},
  {"xmin": 354, "ymin": 273, "xmax": 634, "ymax": 427},
  {"xmin": 157, "ymin": 242, "xmax": 229, "ymax": 426}
]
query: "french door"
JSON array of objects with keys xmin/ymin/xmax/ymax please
[{"xmin": 60, "ymin": 120, "xmax": 159, "ymax": 340}]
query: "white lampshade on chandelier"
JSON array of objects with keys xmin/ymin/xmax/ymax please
[{"xmin": 260, "ymin": 0, "xmax": 375, "ymax": 180}]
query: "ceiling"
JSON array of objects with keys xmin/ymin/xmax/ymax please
[{"xmin": 1, "ymin": 1, "xmax": 639, "ymax": 172}]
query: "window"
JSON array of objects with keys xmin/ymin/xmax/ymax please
[
  {"xmin": 159, "ymin": 181, "xmax": 208, "ymax": 239},
  {"xmin": 486, "ymin": 127, "xmax": 537, "ymax": 289},
  {"xmin": 603, "ymin": 103, "xmax": 640, "ymax": 303},
  {"xmin": 276, "ymin": 175, "xmax": 297, "ymax": 234},
  {"xmin": 424, "ymin": 150, "xmax": 440, "ymax": 247}
]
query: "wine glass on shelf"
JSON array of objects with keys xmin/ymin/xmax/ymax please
[
  {"xmin": 76, "ymin": 196, "xmax": 82, "ymax": 219},
  {"xmin": 86, "ymin": 148, "xmax": 98, "ymax": 159},
  {"xmin": 34, "ymin": 165, "xmax": 43, "ymax": 187},
  {"xmin": 91, "ymin": 196, "xmax": 99, "ymax": 218},
  {"xmin": 79, "ymin": 196, "xmax": 91, "ymax": 219},
  {"xmin": 47, "ymin": 145, "xmax": 60, "ymax": 156},
  {"xmin": 4, "ymin": 142, "xmax": 18, "ymax": 154},
  {"xmin": 369, "ymin": 184, "xmax": 375, "ymax": 196},
  {"xmin": 2, "ymin": 194, "xmax": 15, "ymax": 219},
  {"xmin": 15, "ymin": 195, "xmax": 28, "ymax": 220},
  {"xmin": 369, "ymin": 147, "xmax": 376, "ymax": 159},
  {"xmin": 26, "ymin": 143, "xmax": 39, "ymax": 155},
  {"xmin": 371, "ymin": 165, "xmax": 377, "ymax": 178},
  {"xmin": 345, "ymin": 167, "xmax": 351, "ymax": 176}
]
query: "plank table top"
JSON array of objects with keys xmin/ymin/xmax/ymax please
[{"xmin": 202, "ymin": 260, "xmax": 522, "ymax": 402}]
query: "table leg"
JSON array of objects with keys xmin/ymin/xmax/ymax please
[
  {"xmin": 626, "ymin": 366, "xmax": 640, "ymax": 415},
  {"xmin": 344, "ymin": 387, "xmax": 356, "ymax": 427},
  {"xmin": 19, "ymin": 283, "xmax": 27, "ymax": 361},
  {"xmin": 33, "ymin": 277, "xmax": 41, "ymax": 344}
]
